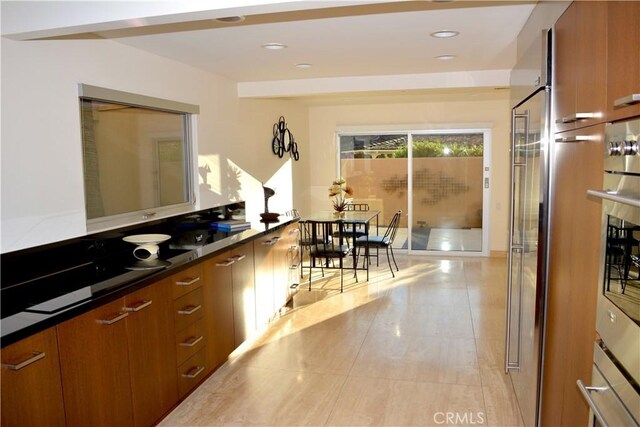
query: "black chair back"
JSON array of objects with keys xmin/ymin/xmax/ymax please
[
  {"xmin": 345, "ymin": 203, "xmax": 370, "ymax": 211},
  {"xmin": 384, "ymin": 211, "xmax": 402, "ymax": 245}
]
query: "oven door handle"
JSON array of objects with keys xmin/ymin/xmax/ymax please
[
  {"xmin": 587, "ymin": 189, "xmax": 640, "ymax": 208},
  {"xmin": 576, "ymin": 380, "xmax": 610, "ymax": 427}
]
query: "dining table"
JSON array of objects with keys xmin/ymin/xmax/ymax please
[{"xmin": 300, "ymin": 210, "xmax": 380, "ymax": 281}]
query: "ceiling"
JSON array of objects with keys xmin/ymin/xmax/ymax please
[
  {"xmin": 20, "ymin": 1, "xmax": 535, "ymax": 87},
  {"xmin": 106, "ymin": 1, "xmax": 536, "ymax": 83}
]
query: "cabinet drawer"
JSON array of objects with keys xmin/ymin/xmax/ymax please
[
  {"xmin": 175, "ymin": 319, "xmax": 205, "ymax": 366},
  {"xmin": 177, "ymin": 349, "xmax": 207, "ymax": 399},
  {"xmin": 171, "ymin": 264, "xmax": 203, "ymax": 299},
  {"xmin": 173, "ymin": 288, "xmax": 204, "ymax": 332}
]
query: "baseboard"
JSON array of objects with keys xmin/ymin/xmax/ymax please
[{"xmin": 490, "ymin": 250, "xmax": 507, "ymax": 258}]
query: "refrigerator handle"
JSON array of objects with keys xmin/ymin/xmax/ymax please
[
  {"xmin": 505, "ymin": 247, "xmax": 523, "ymax": 372},
  {"xmin": 505, "ymin": 109, "xmax": 528, "ymax": 373}
]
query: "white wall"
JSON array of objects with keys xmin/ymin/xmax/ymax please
[
  {"xmin": 307, "ymin": 93, "xmax": 512, "ymax": 253},
  {"xmin": 1, "ymin": 37, "xmax": 309, "ymax": 253}
]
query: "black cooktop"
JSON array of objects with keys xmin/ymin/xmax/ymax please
[{"xmin": 1, "ymin": 247, "xmax": 187, "ymax": 318}]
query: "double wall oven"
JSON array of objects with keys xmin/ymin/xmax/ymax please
[{"xmin": 582, "ymin": 118, "xmax": 640, "ymax": 426}]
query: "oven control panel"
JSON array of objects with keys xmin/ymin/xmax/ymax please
[{"xmin": 605, "ymin": 119, "xmax": 640, "ymax": 174}]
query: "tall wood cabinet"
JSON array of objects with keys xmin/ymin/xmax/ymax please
[
  {"xmin": 1, "ymin": 328, "xmax": 66, "ymax": 427},
  {"xmin": 542, "ymin": 125, "xmax": 605, "ymax": 426}
]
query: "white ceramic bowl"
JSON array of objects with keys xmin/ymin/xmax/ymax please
[{"xmin": 122, "ymin": 233, "xmax": 171, "ymax": 245}]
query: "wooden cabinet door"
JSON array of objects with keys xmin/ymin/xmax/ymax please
[
  {"xmin": 1, "ymin": 328, "xmax": 66, "ymax": 427},
  {"xmin": 231, "ymin": 242, "xmax": 256, "ymax": 347},
  {"xmin": 574, "ymin": 1, "xmax": 607, "ymax": 128},
  {"xmin": 57, "ymin": 298, "xmax": 133, "ymax": 427},
  {"xmin": 606, "ymin": 1, "xmax": 640, "ymax": 122},
  {"xmin": 553, "ymin": 3, "xmax": 577, "ymax": 133},
  {"xmin": 273, "ymin": 229, "xmax": 290, "ymax": 312},
  {"xmin": 124, "ymin": 279, "xmax": 178, "ymax": 427},
  {"xmin": 203, "ymin": 251, "xmax": 235, "ymax": 370},
  {"xmin": 542, "ymin": 124, "xmax": 604, "ymax": 426},
  {"xmin": 554, "ymin": 2, "xmax": 607, "ymax": 132},
  {"xmin": 253, "ymin": 235, "xmax": 276, "ymax": 328}
]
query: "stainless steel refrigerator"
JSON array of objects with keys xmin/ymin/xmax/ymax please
[{"xmin": 505, "ymin": 29, "xmax": 552, "ymax": 427}]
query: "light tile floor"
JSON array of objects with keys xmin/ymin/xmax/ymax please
[{"xmin": 160, "ymin": 254, "xmax": 524, "ymax": 427}]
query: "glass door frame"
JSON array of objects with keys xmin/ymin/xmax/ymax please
[{"xmin": 337, "ymin": 126, "xmax": 492, "ymax": 257}]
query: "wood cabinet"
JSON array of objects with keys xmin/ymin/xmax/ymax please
[
  {"xmin": 57, "ymin": 298, "xmax": 134, "ymax": 427},
  {"xmin": 57, "ymin": 279, "xmax": 178, "ymax": 427},
  {"xmin": 124, "ymin": 280, "xmax": 177, "ymax": 427},
  {"xmin": 542, "ymin": 124, "xmax": 604, "ymax": 426},
  {"xmin": 606, "ymin": 1, "xmax": 640, "ymax": 122},
  {"xmin": 1, "ymin": 328, "xmax": 66, "ymax": 427},
  {"xmin": 254, "ymin": 234, "xmax": 278, "ymax": 328},
  {"xmin": 203, "ymin": 250, "xmax": 235, "ymax": 371},
  {"xmin": 275, "ymin": 223, "xmax": 301, "ymax": 306},
  {"xmin": 553, "ymin": 1, "xmax": 607, "ymax": 132},
  {"xmin": 231, "ymin": 242, "xmax": 256, "ymax": 347},
  {"xmin": 1, "ymin": 222, "xmax": 298, "ymax": 427}
]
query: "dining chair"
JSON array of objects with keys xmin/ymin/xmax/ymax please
[
  {"xmin": 355, "ymin": 210, "xmax": 401, "ymax": 277},
  {"xmin": 333, "ymin": 203, "xmax": 370, "ymax": 242},
  {"xmin": 307, "ymin": 220, "xmax": 358, "ymax": 292}
]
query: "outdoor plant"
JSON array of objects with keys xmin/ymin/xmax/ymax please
[{"xmin": 393, "ymin": 140, "xmax": 483, "ymax": 158}]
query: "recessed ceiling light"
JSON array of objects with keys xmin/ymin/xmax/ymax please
[
  {"xmin": 430, "ymin": 30, "xmax": 459, "ymax": 38},
  {"xmin": 435, "ymin": 54, "xmax": 457, "ymax": 60},
  {"xmin": 214, "ymin": 16, "xmax": 245, "ymax": 23},
  {"xmin": 261, "ymin": 43, "xmax": 287, "ymax": 50},
  {"xmin": 296, "ymin": 63, "xmax": 312, "ymax": 69}
]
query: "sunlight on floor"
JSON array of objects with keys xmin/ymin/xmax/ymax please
[{"xmin": 160, "ymin": 253, "xmax": 523, "ymax": 427}]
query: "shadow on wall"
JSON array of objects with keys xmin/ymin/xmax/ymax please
[
  {"xmin": 198, "ymin": 154, "xmax": 242, "ymax": 208},
  {"xmin": 198, "ymin": 155, "xmax": 293, "ymax": 222}
]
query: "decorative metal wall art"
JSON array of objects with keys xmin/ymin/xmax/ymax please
[{"xmin": 271, "ymin": 116, "xmax": 300, "ymax": 161}]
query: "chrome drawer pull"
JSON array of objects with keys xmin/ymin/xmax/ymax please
[
  {"xmin": 577, "ymin": 380, "xmax": 609, "ymax": 427},
  {"xmin": 556, "ymin": 112, "xmax": 602, "ymax": 123},
  {"xmin": 555, "ymin": 135, "xmax": 598, "ymax": 143},
  {"xmin": 2, "ymin": 351, "xmax": 45, "ymax": 371},
  {"xmin": 232, "ymin": 254, "xmax": 246, "ymax": 262},
  {"xmin": 613, "ymin": 93, "xmax": 640, "ymax": 108},
  {"xmin": 176, "ymin": 276, "xmax": 200, "ymax": 286},
  {"xmin": 178, "ymin": 304, "xmax": 202, "ymax": 315},
  {"xmin": 123, "ymin": 300, "xmax": 152, "ymax": 312},
  {"xmin": 215, "ymin": 259, "xmax": 235, "ymax": 267},
  {"xmin": 179, "ymin": 335, "xmax": 204, "ymax": 347},
  {"xmin": 182, "ymin": 365, "xmax": 205, "ymax": 379},
  {"xmin": 96, "ymin": 311, "xmax": 129, "ymax": 325}
]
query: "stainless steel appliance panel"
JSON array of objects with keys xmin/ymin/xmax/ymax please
[
  {"xmin": 579, "ymin": 342, "xmax": 640, "ymax": 427},
  {"xmin": 584, "ymin": 117, "xmax": 640, "ymax": 423},
  {"xmin": 506, "ymin": 86, "xmax": 551, "ymax": 427}
]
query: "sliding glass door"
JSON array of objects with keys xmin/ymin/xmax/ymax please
[
  {"xmin": 410, "ymin": 131, "xmax": 488, "ymax": 254},
  {"xmin": 339, "ymin": 129, "xmax": 490, "ymax": 255},
  {"xmin": 339, "ymin": 134, "xmax": 408, "ymax": 249}
]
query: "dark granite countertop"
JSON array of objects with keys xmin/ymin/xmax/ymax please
[{"xmin": 0, "ymin": 214, "xmax": 297, "ymax": 347}]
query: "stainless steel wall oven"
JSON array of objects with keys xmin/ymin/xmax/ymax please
[{"xmin": 582, "ymin": 118, "xmax": 640, "ymax": 426}]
